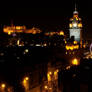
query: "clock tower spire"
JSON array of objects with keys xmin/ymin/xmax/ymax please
[{"xmin": 69, "ymin": 3, "xmax": 82, "ymax": 43}]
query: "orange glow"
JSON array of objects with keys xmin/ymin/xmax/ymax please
[
  {"xmin": 49, "ymin": 72, "xmax": 52, "ymax": 75},
  {"xmin": 23, "ymin": 77, "xmax": 29, "ymax": 86},
  {"xmin": 54, "ymin": 71, "xmax": 58, "ymax": 76},
  {"xmin": 74, "ymin": 14, "xmax": 78, "ymax": 18},
  {"xmin": 23, "ymin": 77, "xmax": 29, "ymax": 84},
  {"xmin": 73, "ymin": 45, "xmax": 79, "ymax": 49},
  {"xmin": 70, "ymin": 45, "xmax": 74, "ymax": 50},
  {"xmin": 66, "ymin": 44, "xmax": 79, "ymax": 51},
  {"xmin": 4, "ymin": 26, "xmax": 42, "ymax": 34},
  {"xmin": 25, "ymin": 27, "xmax": 41, "ymax": 34},
  {"xmin": 22, "ymin": 76, "xmax": 29, "ymax": 91},
  {"xmin": 72, "ymin": 58, "xmax": 79, "ymax": 65},
  {"xmin": 83, "ymin": 44, "xmax": 86, "ymax": 48},
  {"xmin": 4, "ymin": 27, "xmax": 14, "ymax": 34},
  {"xmin": 59, "ymin": 31, "xmax": 64, "ymax": 35},
  {"xmin": 47, "ymin": 71, "xmax": 52, "ymax": 81},
  {"xmin": 16, "ymin": 26, "xmax": 26, "ymax": 30},
  {"xmin": 66, "ymin": 66, "xmax": 71, "ymax": 70},
  {"xmin": 1, "ymin": 83, "xmax": 6, "ymax": 88},
  {"xmin": 75, "ymin": 45, "xmax": 79, "ymax": 49},
  {"xmin": 73, "ymin": 41, "xmax": 77, "ymax": 44},
  {"xmin": 65, "ymin": 41, "xmax": 67, "ymax": 44},
  {"xmin": 69, "ymin": 24, "xmax": 72, "ymax": 28},
  {"xmin": 45, "ymin": 33, "xmax": 49, "ymax": 36},
  {"xmin": 47, "ymin": 73, "xmax": 51, "ymax": 81},
  {"xmin": 56, "ymin": 69, "xmax": 59, "ymax": 73},
  {"xmin": 66, "ymin": 45, "xmax": 70, "ymax": 50},
  {"xmin": 66, "ymin": 45, "xmax": 74, "ymax": 50},
  {"xmin": 17, "ymin": 40, "xmax": 20, "ymax": 46},
  {"xmin": 23, "ymin": 80, "xmax": 27, "ymax": 84},
  {"xmin": 8, "ymin": 31, "xmax": 11, "ymax": 35},
  {"xmin": 78, "ymin": 23, "xmax": 82, "ymax": 27},
  {"xmin": 54, "ymin": 69, "xmax": 59, "ymax": 80},
  {"xmin": 44, "ymin": 85, "xmax": 48, "ymax": 89},
  {"xmin": 70, "ymin": 18, "xmax": 73, "ymax": 21},
  {"xmin": 25, "ymin": 77, "xmax": 29, "ymax": 81},
  {"xmin": 76, "ymin": 17, "xmax": 78, "ymax": 20},
  {"xmin": 3, "ymin": 26, "xmax": 26, "ymax": 34}
]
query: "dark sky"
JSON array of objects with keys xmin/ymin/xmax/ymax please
[{"xmin": 0, "ymin": 0, "xmax": 92, "ymax": 39}]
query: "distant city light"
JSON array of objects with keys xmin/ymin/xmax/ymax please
[
  {"xmin": 66, "ymin": 66, "xmax": 71, "ymax": 70},
  {"xmin": 1, "ymin": 83, "xmax": 6, "ymax": 88},
  {"xmin": 72, "ymin": 58, "xmax": 79, "ymax": 65},
  {"xmin": 44, "ymin": 85, "xmax": 48, "ymax": 89},
  {"xmin": 25, "ymin": 49, "xmax": 29, "ymax": 53},
  {"xmin": 59, "ymin": 31, "xmax": 64, "ymax": 35},
  {"xmin": 25, "ymin": 77, "xmax": 29, "ymax": 81}
]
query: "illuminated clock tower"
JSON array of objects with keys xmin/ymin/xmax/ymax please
[{"xmin": 69, "ymin": 5, "xmax": 82, "ymax": 43}]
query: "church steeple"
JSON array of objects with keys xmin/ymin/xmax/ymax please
[
  {"xmin": 73, "ymin": 3, "xmax": 78, "ymax": 14},
  {"xmin": 75, "ymin": 3, "xmax": 77, "ymax": 11},
  {"xmin": 69, "ymin": 3, "xmax": 82, "ymax": 42}
]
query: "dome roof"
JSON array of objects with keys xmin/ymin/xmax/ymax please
[{"xmin": 73, "ymin": 10, "xmax": 78, "ymax": 14}]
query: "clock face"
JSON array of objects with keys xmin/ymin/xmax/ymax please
[{"xmin": 70, "ymin": 29, "xmax": 80, "ymax": 41}]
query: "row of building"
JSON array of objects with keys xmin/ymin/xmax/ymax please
[
  {"xmin": 1, "ymin": 5, "xmax": 86, "ymax": 52},
  {"xmin": 3, "ymin": 5, "xmax": 82, "ymax": 43}
]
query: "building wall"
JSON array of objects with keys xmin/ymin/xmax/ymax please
[{"xmin": 29, "ymin": 85, "xmax": 41, "ymax": 92}]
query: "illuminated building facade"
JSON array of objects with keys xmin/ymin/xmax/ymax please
[
  {"xmin": 3, "ymin": 25, "xmax": 26, "ymax": 35},
  {"xmin": 3, "ymin": 26, "xmax": 41, "ymax": 35},
  {"xmin": 69, "ymin": 5, "xmax": 82, "ymax": 43},
  {"xmin": 25, "ymin": 27, "xmax": 41, "ymax": 34},
  {"xmin": 44, "ymin": 31, "xmax": 64, "ymax": 36}
]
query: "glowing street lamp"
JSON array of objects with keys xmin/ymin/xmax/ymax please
[
  {"xmin": 0, "ymin": 83, "xmax": 13, "ymax": 92},
  {"xmin": 25, "ymin": 49, "xmax": 29, "ymax": 53},
  {"xmin": 72, "ymin": 58, "xmax": 79, "ymax": 66},
  {"xmin": 17, "ymin": 40, "xmax": 20, "ymax": 46},
  {"xmin": 54, "ymin": 69, "xmax": 59, "ymax": 80},
  {"xmin": 46, "ymin": 69, "xmax": 59, "ymax": 92},
  {"xmin": 1, "ymin": 84, "xmax": 6, "ymax": 89},
  {"xmin": 44, "ymin": 85, "xmax": 48, "ymax": 89},
  {"xmin": 25, "ymin": 77, "xmax": 29, "ymax": 81},
  {"xmin": 59, "ymin": 31, "xmax": 64, "ymax": 36},
  {"xmin": 0, "ymin": 83, "xmax": 6, "ymax": 92},
  {"xmin": 47, "ymin": 72, "xmax": 52, "ymax": 82},
  {"xmin": 22, "ymin": 77, "xmax": 29, "ymax": 92}
]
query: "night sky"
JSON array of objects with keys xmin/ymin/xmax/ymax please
[{"xmin": 0, "ymin": 0, "xmax": 92, "ymax": 40}]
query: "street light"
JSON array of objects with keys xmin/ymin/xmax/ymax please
[
  {"xmin": 0, "ymin": 83, "xmax": 13, "ymax": 92},
  {"xmin": 1, "ymin": 84, "xmax": 6, "ymax": 89},
  {"xmin": 72, "ymin": 58, "xmax": 79, "ymax": 66},
  {"xmin": 23, "ymin": 76, "xmax": 29, "ymax": 85},
  {"xmin": 22, "ymin": 76, "xmax": 29, "ymax": 92},
  {"xmin": 46, "ymin": 69, "xmax": 59, "ymax": 92},
  {"xmin": 0, "ymin": 83, "xmax": 6, "ymax": 92},
  {"xmin": 54, "ymin": 69, "xmax": 59, "ymax": 80},
  {"xmin": 44, "ymin": 85, "xmax": 48, "ymax": 89},
  {"xmin": 25, "ymin": 49, "xmax": 29, "ymax": 53},
  {"xmin": 25, "ymin": 77, "xmax": 29, "ymax": 81},
  {"xmin": 47, "ymin": 72, "xmax": 52, "ymax": 82}
]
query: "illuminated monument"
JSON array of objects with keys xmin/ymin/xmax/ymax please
[{"xmin": 69, "ymin": 5, "xmax": 82, "ymax": 43}]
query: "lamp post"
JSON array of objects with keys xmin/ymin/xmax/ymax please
[
  {"xmin": 22, "ymin": 77, "xmax": 29, "ymax": 92},
  {"xmin": 45, "ymin": 69, "xmax": 59, "ymax": 92},
  {"xmin": 71, "ymin": 58, "xmax": 80, "ymax": 92}
]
